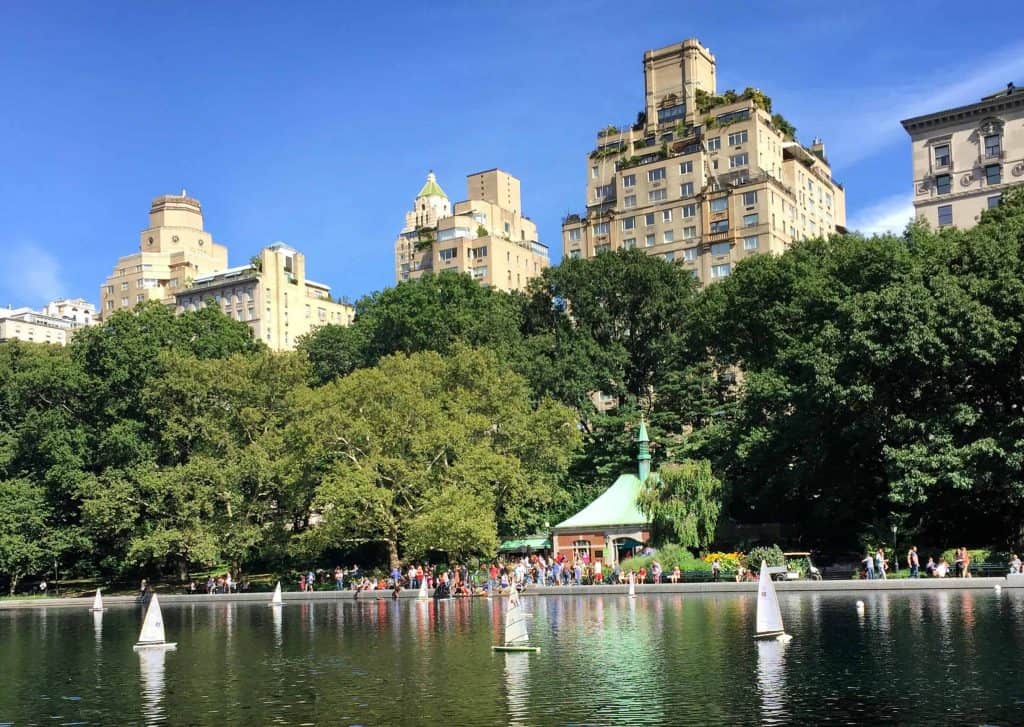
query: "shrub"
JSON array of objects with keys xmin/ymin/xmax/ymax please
[
  {"xmin": 618, "ymin": 544, "xmax": 710, "ymax": 577},
  {"xmin": 703, "ymin": 551, "xmax": 743, "ymax": 570},
  {"xmin": 744, "ymin": 544, "xmax": 784, "ymax": 569}
]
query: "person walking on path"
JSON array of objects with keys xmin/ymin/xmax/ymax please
[
  {"xmin": 863, "ymin": 552, "xmax": 876, "ymax": 580},
  {"xmin": 875, "ymin": 549, "xmax": 887, "ymax": 580},
  {"xmin": 908, "ymin": 546, "xmax": 920, "ymax": 578}
]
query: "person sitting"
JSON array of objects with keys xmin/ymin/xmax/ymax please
[
  {"xmin": 670, "ymin": 566, "xmax": 681, "ymax": 584},
  {"xmin": 925, "ymin": 557, "xmax": 936, "ymax": 577},
  {"xmin": 935, "ymin": 559, "xmax": 949, "ymax": 578},
  {"xmin": 1010, "ymin": 554, "xmax": 1022, "ymax": 574}
]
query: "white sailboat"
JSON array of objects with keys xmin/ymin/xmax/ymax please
[
  {"xmin": 268, "ymin": 581, "xmax": 284, "ymax": 608},
  {"xmin": 493, "ymin": 585, "xmax": 540, "ymax": 653},
  {"xmin": 418, "ymin": 575, "xmax": 429, "ymax": 601},
  {"xmin": 755, "ymin": 560, "xmax": 791, "ymax": 641},
  {"xmin": 89, "ymin": 588, "xmax": 106, "ymax": 612},
  {"xmin": 628, "ymin": 571, "xmax": 636, "ymax": 598},
  {"xmin": 133, "ymin": 593, "xmax": 177, "ymax": 651}
]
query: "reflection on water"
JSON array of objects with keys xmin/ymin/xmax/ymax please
[
  {"xmin": 756, "ymin": 638, "xmax": 788, "ymax": 724},
  {"xmin": 2, "ymin": 590, "xmax": 1024, "ymax": 725},
  {"xmin": 137, "ymin": 647, "xmax": 167, "ymax": 725}
]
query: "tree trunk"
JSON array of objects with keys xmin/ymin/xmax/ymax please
[
  {"xmin": 387, "ymin": 539, "xmax": 400, "ymax": 571},
  {"xmin": 177, "ymin": 558, "xmax": 189, "ymax": 583},
  {"xmin": 9, "ymin": 574, "xmax": 19, "ymax": 596}
]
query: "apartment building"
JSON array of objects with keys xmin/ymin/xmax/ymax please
[
  {"xmin": 395, "ymin": 169, "xmax": 550, "ymax": 292},
  {"xmin": 175, "ymin": 242, "xmax": 353, "ymax": 351},
  {"xmin": 562, "ymin": 38, "xmax": 846, "ymax": 284},
  {"xmin": 98, "ymin": 192, "xmax": 228, "ymax": 319},
  {"xmin": 0, "ymin": 298, "xmax": 97, "ymax": 346},
  {"xmin": 901, "ymin": 83, "xmax": 1023, "ymax": 230}
]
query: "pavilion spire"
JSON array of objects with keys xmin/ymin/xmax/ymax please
[{"xmin": 637, "ymin": 415, "xmax": 651, "ymax": 482}]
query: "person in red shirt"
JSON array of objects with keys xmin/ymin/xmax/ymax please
[{"xmin": 488, "ymin": 563, "xmax": 500, "ymax": 593}]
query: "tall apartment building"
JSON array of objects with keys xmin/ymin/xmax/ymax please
[
  {"xmin": 42, "ymin": 298, "xmax": 97, "ymax": 328},
  {"xmin": 395, "ymin": 169, "xmax": 550, "ymax": 292},
  {"xmin": 901, "ymin": 83, "xmax": 1023, "ymax": 230},
  {"xmin": 175, "ymin": 243, "xmax": 354, "ymax": 351},
  {"xmin": 562, "ymin": 38, "xmax": 846, "ymax": 284},
  {"xmin": 98, "ymin": 192, "xmax": 228, "ymax": 319}
]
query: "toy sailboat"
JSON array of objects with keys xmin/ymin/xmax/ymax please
[
  {"xmin": 755, "ymin": 560, "xmax": 792, "ymax": 642},
  {"xmin": 89, "ymin": 588, "xmax": 106, "ymax": 612},
  {"xmin": 268, "ymin": 581, "xmax": 284, "ymax": 608},
  {"xmin": 418, "ymin": 576, "xmax": 428, "ymax": 600},
  {"xmin": 133, "ymin": 593, "xmax": 177, "ymax": 651},
  {"xmin": 628, "ymin": 571, "xmax": 636, "ymax": 598},
  {"xmin": 493, "ymin": 586, "xmax": 540, "ymax": 653}
]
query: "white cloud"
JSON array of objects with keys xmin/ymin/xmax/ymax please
[
  {"xmin": 826, "ymin": 41, "xmax": 1024, "ymax": 168},
  {"xmin": 0, "ymin": 242, "xmax": 65, "ymax": 307},
  {"xmin": 848, "ymin": 194, "xmax": 915, "ymax": 236}
]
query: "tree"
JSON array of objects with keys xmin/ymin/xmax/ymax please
[
  {"xmin": 0, "ymin": 478, "xmax": 55, "ymax": 595},
  {"xmin": 638, "ymin": 460, "xmax": 722, "ymax": 550},
  {"xmin": 285, "ymin": 347, "xmax": 579, "ymax": 568}
]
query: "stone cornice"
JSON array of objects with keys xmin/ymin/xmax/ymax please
[{"xmin": 901, "ymin": 92, "xmax": 1024, "ymax": 132}]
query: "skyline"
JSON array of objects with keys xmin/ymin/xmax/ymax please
[{"xmin": 3, "ymin": 2, "xmax": 1024, "ymax": 307}]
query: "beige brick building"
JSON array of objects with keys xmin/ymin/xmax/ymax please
[
  {"xmin": 901, "ymin": 83, "xmax": 1024, "ymax": 230},
  {"xmin": 561, "ymin": 38, "xmax": 846, "ymax": 284},
  {"xmin": 98, "ymin": 192, "xmax": 228, "ymax": 319},
  {"xmin": 395, "ymin": 169, "xmax": 550, "ymax": 292},
  {"xmin": 175, "ymin": 243, "xmax": 354, "ymax": 351},
  {"xmin": 0, "ymin": 298, "xmax": 97, "ymax": 346}
]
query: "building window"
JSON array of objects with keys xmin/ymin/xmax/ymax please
[
  {"xmin": 935, "ymin": 174, "xmax": 951, "ymax": 195},
  {"xmin": 594, "ymin": 184, "xmax": 614, "ymax": 199},
  {"xmin": 683, "ymin": 225, "xmax": 697, "ymax": 239},
  {"xmin": 729, "ymin": 153, "xmax": 748, "ymax": 168},
  {"xmin": 679, "ymin": 161, "xmax": 693, "ymax": 174},
  {"xmin": 682, "ymin": 204, "xmax": 696, "ymax": 218},
  {"xmin": 984, "ymin": 134, "xmax": 1002, "ymax": 158},
  {"xmin": 664, "ymin": 251, "xmax": 675, "ymax": 262},
  {"xmin": 439, "ymin": 248, "xmax": 457, "ymax": 261},
  {"xmin": 621, "ymin": 216, "xmax": 636, "ymax": 231},
  {"xmin": 680, "ymin": 182, "xmax": 694, "ymax": 198},
  {"xmin": 934, "ymin": 144, "xmax": 950, "ymax": 167},
  {"xmin": 591, "ymin": 166, "xmax": 598, "ymax": 178},
  {"xmin": 648, "ymin": 188, "xmax": 668, "ymax": 202},
  {"xmin": 623, "ymin": 237, "xmax": 636, "ymax": 250},
  {"xmin": 470, "ymin": 245, "xmax": 488, "ymax": 259},
  {"xmin": 595, "ymin": 244, "xmax": 611, "ymax": 254},
  {"xmin": 710, "ymin": 219, "xmax": 730, "ymax": 233},
  {"xmin": 711, "ymin": 263, "xmax": 731, "ymax": 278},
  {"xmin": 985, "ymin": 164, "xmax": 1001, "ymax": 185},
  {"xmin": 106, "ymin": 300, "xmax": 114, "ymax": 310},
  {"xmin": 661, "ymin": 209, "xmax": 672, "ymax": 223},
  {"xmin": 645, "ymin": 234, "xmax": 655, "ymax": 247},
  {"xmin": 937, "ymin": 204, "xmax": 953, "ymax": 227},
  {"xmin": 568, "ymin": 228, "xmax": 582, "ymax": 241},
  {"xmin": 593, "ymin": 222, "xmax": 609, "ymax": 235},
  {"xmin": 710, "ymin": 242, "xmax": 731, "ymax": 256},
  {"xmin": 742, "ymin": 191, "xmax": 758, "ymax": 206},
  {"xmin": 120, "ymin": 281, "xmax": 129, "ymax": 291},
  {"xmin": 647, "ymin": 168, "xmax": 666, "ymax": 183},
  {"xmin": 663, "ymin": 230, "xmax": 674, "ymax": 243},
  {"xmin": 743, "ymin": 213, "xmax": 759, "ymax": 227},
  {"xmin": 684, "ymin": 247, "xmax": 699, "ymax": 261},
  {"xmin": 707, "ymin": 137, "xmax": 721, "ymax": 152},
  {"xmin": 657, "ymin": 104, "xmax": 686, "ymax": 124},
  {"xmin": 728, "ymin": 130, "xmax": 748, "ymax": 146},
  {"xmin": 644, "ymin": 213, "xmax": 656, "ymax": 226},
  {"xmin": 988, "ymin": 194, "xmax": 1002, "ymax": 209},
  {"xmin": 623, "ymin": 194, "xmax": 637, "ymax": 208},
  {"xmin": 709, "ymin": 197, "xmax": 728, "ymax": 213},
  {"xmin": 120, "ymin": 297, "xmax": 128, "ymax": 306},
  {"xmin": 743, "ymin": 235, "xmax": 759, "ymax": 250},
  {"xmin": 622, "ymin": 174, "xmax": 636, "ymax": 188}
]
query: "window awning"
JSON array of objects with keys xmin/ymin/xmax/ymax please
[{"xmin": 498, "ymin": 537, "xmax": 551, "ymax": 553}]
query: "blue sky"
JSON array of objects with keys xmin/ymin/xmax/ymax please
[{"xmin": 2, "ymin": 1, "xmax": 1023, "ymax": 308}]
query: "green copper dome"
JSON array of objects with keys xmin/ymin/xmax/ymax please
[{"xmin": 418, "ymin": 171, "xmax": 447, "ymax": 199}]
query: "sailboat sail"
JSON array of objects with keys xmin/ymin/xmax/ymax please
[
  {"xmin": 756, "ymin": 560, "xmax": 785, "ymax": 636},
  {"xmin": 270, "ymin": 581, "xmax": 283, "ymax": 607},
  {"xmin": 91, "ymin": 588, "xmax": 104, "ymax": 611},
  {"xmin": 137, "ymin": 593, "xmax": 168, "ymax": 645},
  {"xmin": 504, "ymin": 586, "xmax": 530, "ymax": 646},
  {"xmin": 628, "ymin": 572, "xmax": 636, "ymax": 598},
  {"xmin": 418, "ymin": 575, "xmax": 428, "ymax": 600}
]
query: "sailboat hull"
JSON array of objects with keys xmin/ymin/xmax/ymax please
[
  {"xmin": 753, "ymin": 631, "xmax": 788, "ymax": 641},
  {"xmin": 133, "ymin": 642, "xmax": 177, "ymax": 651},
  {"xmin": 492, "ymin": 645, "xmax": 540, "ymax": 653}
]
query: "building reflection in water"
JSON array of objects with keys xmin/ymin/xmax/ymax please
[
  {"xmin": 756, "ymin": 638, "xmax": 789, "ymax": 724},
  {"xmin": 138, "ymin": 647, "xmax": 168, "ymax": 724},
  {"xmin": 503, "ymin": 652, "xmax": 531, "ymax": 727}
]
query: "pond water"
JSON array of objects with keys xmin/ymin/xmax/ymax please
[{"xmin": 2, "ymin": 589, "xmax": 1023, "ymax": 725}]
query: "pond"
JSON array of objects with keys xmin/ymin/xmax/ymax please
[{"xmin": 2, "ymin": 589, "xmax": 1023, "ymax": 725}]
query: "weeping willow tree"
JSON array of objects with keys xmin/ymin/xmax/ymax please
[{"xmin": 638, "ymin": 460, "xmax": 722, "ymax": 550}]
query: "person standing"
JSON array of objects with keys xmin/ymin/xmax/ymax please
[
  {"xmin": 962, "ymin": 548, "xmax": 972, "ymax": 578},
  {"xmin": 908, "ymin": 546, "xmax": 919, "ymax": 578},
  {"xmin": 954, "ymin": 548, "xmax": 964, "ymax": 578},
  {"xmin": 225, "ymin": 571, "xmax": 234, "ymax": 594},
  {"xmin": 712, "ymin": 559, "xmax": 722, "ymax": 582},
  {"xmin": 863, "ymin": 552, "xmax": 876, "ymax": 580},
  {"xmin": 594, "ymin": 559, "xmax": 603, "ymax": 584},
  {"xmin": 306, "ymin": 570, "xmax": 315, "ymax": 592},
  {"xmin": 875, "ymin": 549, "xmax": 887, "ymax": 580}
]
